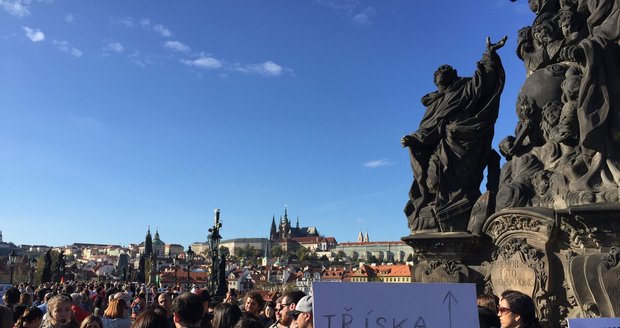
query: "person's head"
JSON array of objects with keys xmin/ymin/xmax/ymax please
[
  {"xmin": 0, "ymin": 305, "xmax": 13, "ymax": 328},
  {"xmin": 233, "ymin": 317, "xmax": 262, "ymax": 328},
  {"xmin": 278, "ymin": 290, "xmax": 306, "ymax": 326},
  {"xmin": 288, "ymin": 295, "xmax": 312, "ymax": 328},
  {"xmin": 47, "ymin": 294, "xmax": 73, "ymax": 326},
  {"xmin": 226, "ymin": 289, "xmax": 237, "ymax": 304},
  {"xmin": 433, "ymin": 65, "xmax": 458, "ymax": 92},
  {"xmin": 19, "ymin": 293, "xmax": 33, "ymax": 307},
  {"xmin": 15, "ymin": 306, "xmax": 43, "ymax": 328},
  {"xmin": 273, "ymin": 296, "xmax": 283, "ymax": 322},
  {"xmin": 498, "ymin": 290, "xmax": 539, "ymax": 328},
  {"xmin": 3, "ymin": 287, "xmax": 21, "ymax": 306},
  {"xmin": 104, "ymin": 298, "xmax": 127, "ymax": 319},
  {"xmin": 157, "ymin": 292, "xmax": 172, "ymax": 317},
  {"xmin": 478, "ymin": 305, "xmax": 501, "ymax": 328},
  {"xmin": 212, "ymin": 303, "xmax": 243, "ymax": 328},
  {"xmin": 79, "ymin": 315, "xmax": 103, "ymax": 328},
  {"xmin": 132, "ymin": 309, "xmax": 169, "ymax": 328},
  {"xmin": 44, "ymin": 292, "xmax": 55, "ymax": 304},
  {"xmin": 243, "ymin": 291, "xmax": 264, "ymax": 317},
  {"xmin": 263, "ymin": 301, "xmax": 276, "ymax": 320},
  {"xmin": 70, "ymin": 293, "xmax": 82, "ymax": 306},
  {"xmin": 171, "ymin": 292, "xmax": 203, "ymax": 328},
  {"xmin": 477, "ymin": 294, "xmax": 499, "ymax": 313}
]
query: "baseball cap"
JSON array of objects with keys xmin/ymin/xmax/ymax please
[{"xmin": 288, "ymin": 295, "xmax": 312, "ymax": 316}]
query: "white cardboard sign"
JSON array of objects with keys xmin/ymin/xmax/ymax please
[{"xmin": 312, "ymin": 282, "xmax": 478, "ymax": 328}]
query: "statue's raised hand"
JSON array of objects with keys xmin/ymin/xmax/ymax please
[{"xmin": 487, "ymin": 35, "xmax": 508, "ymax": 53}]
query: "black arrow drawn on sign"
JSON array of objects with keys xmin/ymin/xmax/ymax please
[{"xmin": 443, "ymin": 291, "xmax": 458, "ymax": 328}]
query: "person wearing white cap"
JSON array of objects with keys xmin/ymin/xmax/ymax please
[{"xmin": 287, "ymin": 295, "xmax": 312, "ymax": 328}]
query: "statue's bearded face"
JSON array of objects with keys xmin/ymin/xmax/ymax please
[{"xmin": 434, "ymin": 68, "xmax": 457, "ymax": 92}]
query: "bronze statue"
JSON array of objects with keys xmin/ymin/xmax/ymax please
[{"xmin": 402, "ymin": 36, "xmax": 507, "ymax": 233}]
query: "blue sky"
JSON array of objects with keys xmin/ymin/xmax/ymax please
[{"xmin": 1, "ymin": 0, "xmax": 533, "ymax": 248}]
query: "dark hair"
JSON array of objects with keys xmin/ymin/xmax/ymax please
[
  {"xmin": 478, "ymin": 306, "xmax": 501, "ymax": 328},
  {"xmin": 233, "ymin": 317, "xmax": 262, "ymax": 328},
  {"xmin": 245, "ymin": 291, "xmax": 264, "ymax": 310},
  {"xmin": 282, "ymin": 290, "xmax": 306, "ymax": 306},
  {"xmin": 131, "ymin": 309, "xmax": 169, "ymax": 328},
  {"xmin": 171, "ymin": 292, "xmax": 203, "ymax": 327},
  {"xmin": 0, "ymin": 305, "xmax": 13, "ymax": 328},
  {"xmin": 477, "ymin": 294, "xmax": 499, "ymax": 313},
  {"xmin": 212, "ymin": 303, "xmax": 243, "ymax": 328},
  {"xmin": 500, "ymin": 290, "xmax": 540, "ymax": 327},
  {"xmin": 434, "ymin": 64, "xmax": 458, "ymax": 86},
  {"xmin": 4, "ymin": 287, "xmax": 21, "ymax": 305},
  {"xmin": 15, "ymin": 307, "xmax": 44, "ymax": 328}
]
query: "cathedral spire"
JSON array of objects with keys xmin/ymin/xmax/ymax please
[
  {"xmin": 358, "ymin": 230, "xmax": 363, "ymax": 242},
  {"xmin": 145, "ymin": 226, "xmax": 153, "ymax": 256},
  {"xmin": 296, "ymin": 216, "xmax": 299, "ymax": 228},
  {"xmin": 270, "ymin": 215, "xmax": 277, "ymax": 240}
]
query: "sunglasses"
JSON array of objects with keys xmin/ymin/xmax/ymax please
[{"xmin": 498, "ymin": 307, "xmax": 512, "ymax": 315}]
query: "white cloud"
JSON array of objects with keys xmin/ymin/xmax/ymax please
[
  {"xmin": 233, "ymin": 61, "xmax": 292, "ymax": 77},
  {"xmin": 352, "ymin": 7, "xmax": 375, "ymax": 26},
  {"xmin": 164, "ymin": 40, "xmax": 190, "ymax": 52},
  {"xmin": 1, "ymin": 0, "xmax": 31, "ymax": 17},
  {"xmin": 64, "ymin": 13, "xmax": 74, "ymax": 23},
  {"xmin": 53, "ymin": 40, "xmax": 82, "ymax": 57},
  {"xmin": 153, "ymin": 24, "xmax": 172, "ymax": 37},
  {"xmin": 110, "ymin": 16, "xmax": 134, "ymax": 28},
  {"xmin": 183, "ymin": 56, "xmax": 222, "ymax": 69},
  {"xmin": 103, "ymin": 41, "xmax": 124, "ymax": 54},
  {"xmin": 363, "ymin": 159, "xmax": 392, "ymax": 168},
  {"xmin": 22, "ymin": 26, "xmax": 44, "ymax": 42},
  {"xmin": 140, "ymin": 18, "xmax": 150, "ymax": 27}
]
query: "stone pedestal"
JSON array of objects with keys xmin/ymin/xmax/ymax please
[{"xmin": 402, "ymin": 232, "xmax": 493, "ymax": 289}]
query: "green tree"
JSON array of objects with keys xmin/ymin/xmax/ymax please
[{"xmin": 270, "ymin": 245, "xmax": 283, "ymax": 258}]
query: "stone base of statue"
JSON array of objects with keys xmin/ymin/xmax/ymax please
[
  {"xmin": 402, "ymin": 232, "xmax": 493, "ymax": 287},
  {"xmin": 483, "ymin": 205, "xmax": 620, "ymax": 326},
  {"xmin": 404, "ymin": 205, "xmax": 620, "ymax": 327}
]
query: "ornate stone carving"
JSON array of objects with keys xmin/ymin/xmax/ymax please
[{"xmin": 486, "ymin": 214, "xmax": 552, "ymax": 240}]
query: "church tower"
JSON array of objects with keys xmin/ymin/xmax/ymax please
[
  {"xmin": 270, "ymin": 215, "xmax": 277, "ymax": 241},
  {"xmin": 358, "ymin": 230, "xmax": 364, "ymax": 242},
  {"xmin": 145, "ymin": 227, "xmax": 153, "ymax": 256},
  {"xmin": 364, "ymin": 231, "xmax": 369, "ymax": 242}
]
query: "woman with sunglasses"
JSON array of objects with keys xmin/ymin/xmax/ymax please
[{"xmin": 497, "ymin": 290, "xmax": 541, "ymax": 328}]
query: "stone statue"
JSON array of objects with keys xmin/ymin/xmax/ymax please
[{"xmin": 402, "ymin": 36, "xmax": 507, "ymax": 233}]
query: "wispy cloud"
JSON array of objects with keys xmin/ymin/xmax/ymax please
[
  {"xmin": 164, "ymin": 40, "xmax": 190, "ymax": 52},
  {"xmin": 53, "ymin": 40, "xmax": 82, "ymax": 57},
  {"xmin": 232, "ymin": 61, "xmax": 293, "ymax": 77},
  {"xmin": 352, "ymin": 7, "xmax": 375, "ymax": 27},
  {"xmin": 153, "ymin": 24, "xmax": 172, "ymax": 37},
  {"xmin": 1, "ymin": 0, "xmax": 31, "ymax": 17},
  {"xmin": 182, "ymin": 56, "xmax": 223, "ymax": 70},
  {"xmin": 315, "ymin": 0, "xmax": 377, "ymax": 27},
  {"xmin": 110, "ymin": 16, "xmax": 134, "ymax": 28},
  {"xmin": 103, "ymin": 41, "xmax": 124, "ymax": 54},
  {"xmin": 128, "ymin": 50, "xmax": 153, "ymax": 68},
  {"xmin": 64, "ymin": 13, "xmax": 74, "ymax": 23},
  {"xmin": 22, "ymin": 26, "xmax": 44, "ymax": 42},
  {"xmin": 363, "ymin": 159, "xmax": 392, "ymax": 168}
]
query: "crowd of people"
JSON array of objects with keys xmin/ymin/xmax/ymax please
[{"xmin": 0, "ymin": 281, "xmax": 541, "ymax": 328}]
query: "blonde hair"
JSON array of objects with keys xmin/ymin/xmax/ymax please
[
  {"xmin": 47, "ymin": 294, "xmax": 72, "ymax": 315},
  {"xmin": 104, "ymin": 298, "xmax": 127, "ymax": 319},
  {"xmin": 79, "ymin": 315, "xmax": 103, "ymax": 328}
]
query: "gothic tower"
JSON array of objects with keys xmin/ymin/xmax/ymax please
[
  {"xmin": 270, "ymin": 215, "xmax": 277, "ymax": 241},
  {"xmin": 145, "ymin": 227, "xmax": 153, "ymax": 256}
]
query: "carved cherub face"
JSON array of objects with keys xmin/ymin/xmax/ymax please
[
  {"xmin": 532, "ymin": 22, "xmax": 555, "ymax": 46},
  {"xmin": 561, "ymin": 77, "xmax": 581, "ymax": 102},
  {"xmin": 532, "ymin": 171, "xmax": 551, "ymax": 195},
  {"xmin": 517, "ymin": 95, "xmax": 535, "ymax": 119}
]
